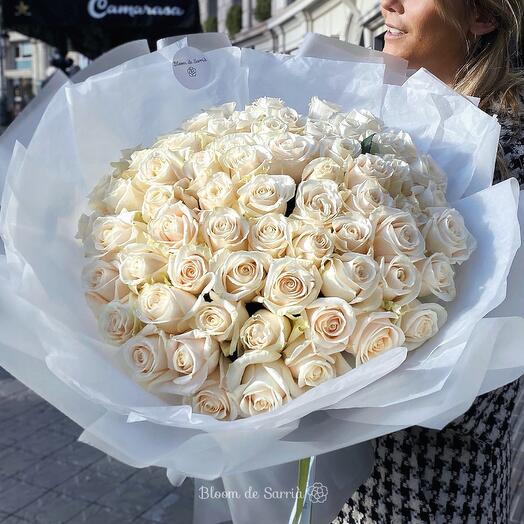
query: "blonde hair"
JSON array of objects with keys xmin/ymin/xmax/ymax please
[{"xmin": 435, "ymin": 0, "xmax": 523, "ymax": 177}]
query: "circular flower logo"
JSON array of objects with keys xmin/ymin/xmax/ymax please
[
  {"xmin": 307, "ymin": 482, "xmax": 328, "ymax": 503},
  {"xmin": 187, "ymin": 66, "xmax": 197, "ymax": 77}
]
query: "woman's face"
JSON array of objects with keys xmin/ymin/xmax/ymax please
[{"xmin": 380, "ymin": 0, "xmax": 468, "ymax": 82}]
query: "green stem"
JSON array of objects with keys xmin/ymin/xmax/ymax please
[{"xmin": 292, "ymin": 457, "xmax": 312, "ymax": 524}]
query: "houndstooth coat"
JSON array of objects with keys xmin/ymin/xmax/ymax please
[{"xmin": 333, "ymin": 94, "xmax": 523, "ymax": 524}]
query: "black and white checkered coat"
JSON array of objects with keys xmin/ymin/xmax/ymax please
[{"xmin": 333, "ymin": 93, "xmax": 524, "ymax": 524}]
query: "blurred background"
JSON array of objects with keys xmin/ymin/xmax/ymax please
[{"xmin": 0, "ymin": 1, "xmax": 522, "ymax": 523}]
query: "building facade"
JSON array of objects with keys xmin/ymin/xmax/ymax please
[{"xmin": 199, "ymin": 0, "xmax": 384, "ymax": 52}]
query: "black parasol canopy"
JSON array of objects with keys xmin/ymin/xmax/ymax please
[{"xmin": 2, "ymin": 0, "xmax": 202, "ymax": 58}]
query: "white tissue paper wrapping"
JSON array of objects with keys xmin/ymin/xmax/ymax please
[{"xmin": 1, "ymin": 37, "xmax": 523, "ymax": 524}]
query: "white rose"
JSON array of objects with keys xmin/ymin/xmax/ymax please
[
  {"xmin": 157, "ymin": 329, "xmax": 220, "ymax": 395},
  {"xmin": 154, "ymin": 131, "xmax": 207, "ymax": 153},
  {"xmin": 321, "ymin": 253, "xmax": 383, "ymax": 312},
  {"xmin": 262, "ymin": 257, "xmax": 322, "ymax": 316},
  {"xmin": 412, "ymin": 182, "xmax": 448, "ymax": 210},
  {"xmin": 348, "ymin": 311, "xmax": 405, "ymax": 365},
  {"xmin": 308, "ymin": 96, "xmax": 342, "ymax": 120},
  {"xmin": 251, "ymin": 116, "xmax": 289, "ymax": 134},
  {"xmin": 248, "ymin": 213, "xmax": 291, "ymax": 258},
  {"xmin": 212, "ymin": 250, "xmax": 272, "ymax": 302},
  {"xmin": 219, "ymin": 144, "xmax": 272, "ymax": 180},
  {"xmin": 287, "ymin": 225, "xmax": 335, "ymax": 267},
  {"xmin": 239, "ymin": 309, "xmax": 291, "ymax": 352},
  {"xmin": 122, "ymin": 324, "xmax": 172, "ymax": 386},
  {"xmin": 372, "ymin": 130, "xmax": 418, "ymax": 163},
  {"xmin": 192, "ymin": 366, "xmax": 240, "ymax": 421},
  {"xmin": 416, "ymin": 253, "xmax": 456, "ymax": 302},
  {"xmin": 291, "ymin": 179, "xmax": 343, "ymax": 226},
  {"xmin": 183, "ymin": 150, "xmax": 221, "ymax": 181},
  {"xmin": 399, "ymin": 300, "xmax": 447, "ymax": 351},
  {"xmin": 206, "ymin": 101, "xmax": 237, "ymax": 118},
  {"xmin": 226, "ymin": 350, "xmax": 303, "ymax": 416},
  {"xmin": 303, "ymin": 297, "xmax": 357, "ymax": 353},
  {"xmin": 207, "ymin": 117, "xmax": 236, "ymax": 136},
  {"xmin": 136, "ymin": 149, "xmax": 188, "ymax": 189},
  {"xmin": 264, "ymin": 133, "xmax": 319, "ymax": 183},
  {"xmin": 148, "ymin": 202, "xmax": 199, "ymax": 250},
  {"xmin": 276, "ymin": 106, "xmax": 306, "ymax": 134},
  {"xmin": 394, "ymin": 193, "xmax": 428, "ymax": 227},
  {"xmin": 206, "ymin": 133, "xmax": 256, "ymax": 160},
  {"xmin": 284, "ymin": 337, "xmax": 352, "ymax": 388},
  {"xmin": 182, "ymin": 111, "xmax": 215, "ymax": 132},
  {"xmin": 87, "ymin": 175, "xmax": 112, "ymax": 214},
  {"xmin": 194, "ymin": 293, "xmax": 248, "ymax": 356},
  {"xmin": 301, "ymin": 157, "xmax": 345, "ymax": 184},
  {"xmin": 167, "ymin": 245, "xmax": 214, "ymax": 295},
  {"xmin": 337, "ymin": 109, "xmax": 383, "ymax": 141},
  {"xmin": 345, "ymin": 154, "xmax": 408, "ymax": 195},
  {"xmin": 197, "ymin": 172, "xmax": 238, "ymax": 210},
  {"xmin": 137, "ymin": 283, "xmax": 198, "ymax": 334},
  {"xmin": 142, "ymin": 185, "xmax": 176, "ymax": 223},
  {"xmin": 200, "ymin": 207, "xmax": 250, "ymax": 253},
  {"xmin": 344, "ymin": 179, "xmax": 394, "ymax": 217},
  {"xmin": 319, "ymin": 137, "xmax": 361, "ymax": 171},
  {"xmin": 91, "ymin": 211, "xmax": 146, "ymax": 257},
  {"xmin": 250, "ymin": 97, "xmax": 285, "ymax": 114},
  {"xmin": 102, "ymin": 177, "xmax": 144, "ymax": 214},
  {"xmin": 331, "ymin": 212, "xmax": 375, "ymax": 255},
  {"xmin": 119, "ymin": 244, "xmax": 168, "ymax": 288},
  {"xmin": 238, "ymin": 175, "xmax": 296, "ymax": 219},
  {"xmin": 97, "ymin": 300, "xmax": 142, "ymax": 345},
  {"xmin": 380, "ymin": 255, "xmax": 422, "ymax": 306},
  {"xmin": 422, "ymin": 207, "xmax": 476, "ymax": 264},
  {"xmin": 82, "ymin": 259, "xmax": 130, "ymax": 311},
  {"xmin": 304, "ymin": 119, "xmax": 338, "ymax": 138},
  {"xmin": 127, "ymin": 148, "xmax": 151, "ymax": 172},
  {"xmin": 410, "ymin": 154, "xmax": 448, "ymax": 192},
  {"xmin": 372, "ymin": 207, "xmax": 426, "ymax": 262}
]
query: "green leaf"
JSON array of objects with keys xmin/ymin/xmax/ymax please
[{"xmin": 361, "ymin": 133, "xmax": 376, "ymax": 155}]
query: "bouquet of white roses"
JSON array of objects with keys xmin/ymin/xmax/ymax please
[{"xmin": 1, "ymin": 35, "xmax": 523, "ymax": 524}]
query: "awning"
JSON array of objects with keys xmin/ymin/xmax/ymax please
[{"xmin": 2, "ymin": 0, "xmax": 202, "ymax": 58}]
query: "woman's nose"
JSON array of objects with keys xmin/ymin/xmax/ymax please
[{"xmin": 380, "ymin": 0, "xmax": 404, "ymax": 13}]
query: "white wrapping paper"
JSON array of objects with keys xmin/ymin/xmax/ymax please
[{"xmin": 1, "ymin": 37, "xmax": 523, "ymax": 524}]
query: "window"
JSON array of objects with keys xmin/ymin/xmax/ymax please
[{"xmin": 14, "ymin": 41, "xmax": 32, "ymax": 70}]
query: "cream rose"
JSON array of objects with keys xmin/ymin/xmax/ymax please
[
  {"xmin": 194, "ymin": 293, "xmax": 248, "ymax": 356},
  {"xmin": 276, "ymin": 106, "xmax": 306, "ymax": 134},
  {"xmin": 348, "ymin": 311, "xmax": 405, "ymax": 365},
  {"xmin": 262, "ymin": 257, "xmax": 322, "ymax": 316},
  {"xmin": 291, "ymin": 179, "xmax": 343, "ymax": 226},
  {"xmin": 192, "ymin": 366, "xmax": 240, "ymax": 421},
  {"xmin": 303, "ymin": 297, "xmax": 357, "ymax": 353},
  {"xmin": 344, "ymin": 179, "xmax": 394, "ymax": 217},
  {"xmin": 122, "ymin": 324, "xmax": 172, "ymax": 386},
  {"xmin": 380, "ymin": 255, "xmax": 422, "ymax": 306},
  {"xmin": 154, "ymin": 131, "xmax": 207, "ymax": 153},
  {"xmin": 410, "ymin": 154, "xmax": 447, "ymax": 192},
  {"xmin": 156, "ymin": 330, "xmax": 220, "ymax": 395},
  {"xmin": 137, "ymin": 283, "xmax": 198, "ymax": 334},
  {"xmin": 287, "ymin": 226, "xmax": 335, "ymax": 267},
  {"xmin": 148, "ymin": 202, "xmax": 199, "ymax": 250},
  {"xmin": 136, "ymin": 149, "xmax": 187, "ymax": 189},
  {"xmin": 301, "ymin": 157, "xmax": 345, "ymax": 184},
  {"xmin": 91, "ymin": 211, "xmax": 145, "ymax": 257},
  {"xmin": 102, "ymin": 177, "xmax": 145, "ymax": 214},
  {"xmin": 200, "ymin": 207, "xmax": 250, "ymax": 253},
  {"xmin": 219, "ymin": 144, "xmax": 272, "ymax": 179},
  {"xmin": 422, "ymin": 207, "xmax": 476, "ymax": 264},
  {"xmin": 264, "ymin": 133, "xmax": 319, "ymax": 182},
  {"xmin": 141, "ymin": 185, "xmax": 176, "ymax": 223},
  {"xmin": 345, "ymin": 154, "xmax": 406, "ymax": 193},
  {"xmin": 251, "ymin": 116, "xmax": 289, "ymax": 134},
  {"xmin": 97, "ymin": 301, "xmax": 142, "ymax": 346},
  {"xmin": 239, "ymin": 309, "xmax": 291, "ymax": 353},
  {"xmin": 416, "ymin": 253, "xmax": 456, "ymax": 302},
  {"xmin": 308, "ymin": 96, "xmax": 342, "ymax": 120},
  {"xmin": 319, "ymin": 137, "xmax": 361, "ymax": 171},
  {"xmin": 412, "ymin": 182, "xmax": 448, "ymax": 210},
  {"xmin": 305, "ymin": 119, "xmax": 338, "ymax": 138},
  {"xmin": 225, "ymin": 350, "xmax": 303, "ymax": 416},
  {"xmin": 399, "ymin": 300, "xmax": 447, "ymax": 351},
  {"xmin": 197, "ymin": 172, "xmax": 238, "ymax": 210},
  {"xmin": 212, "ymin": 250, "xmax": 272, "ymax": 302},
  {"xmin": 331, "ymin": 212, "xmax": 375, "ymax": 255},
  {"xmin": 82, "ymin": 259, "xmax": 129, "ymax": 311},
  {"xmin": 321, "ymin": 253, "xmax": 382, "ymax": 312},
  {"xmin": 183, "ymin": 149, "xmax": 222, "ymax": 181},
  {"xmin": 237, "ymin": 175, "xmax": 296, "ymax": 219},
  {"xmin": 167, "ymin": 245, "xmax": 214, "ymax": 295},
  {"xmin": 284, "ymin": 337, "xmax": 351, "ymax": 388},
  {"xmin": 248, "ymin": 213, "xmax": 291, "ymax": 258},
  {"xmin": 372, "ymin": 207, "xmax": 426, "ymax": 262},
  {"xmin": 119, "ymin": 244, "xmax": 168, "ymax": 288},
  {"xmin": 372, "ymin": 130, "xmax": 418, "ymax": 163}
]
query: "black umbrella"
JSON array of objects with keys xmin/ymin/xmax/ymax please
[{"xmin": 2, "ymin": 0, "xmax": 202, "ymax": 58}]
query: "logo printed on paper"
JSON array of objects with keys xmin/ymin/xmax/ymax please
[
  {"xmin": 307, "ymin": 482, "xmax": 328, "ymax": 504},
  {"xmin": 172, "ymin": 47, "xmax": 211, "ymax": 90},
  {"xmin": 88, "ymin": 0, "xmax": 185, "ymax": 19}
]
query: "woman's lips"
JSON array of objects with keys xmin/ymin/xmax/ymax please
[{"xmin": 384, "ymin": 24, "xmax": 407, "ymax": 39}]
